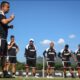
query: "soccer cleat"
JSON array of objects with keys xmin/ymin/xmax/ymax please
[
  {"xmin": 35, "ymin": 75, "xmax": 39, "ymax": 78},
  {"xmin": 26, "ymin": 75, "xmax": 28, "ymax": 78},
  {"xmin": 12, "ymin": 75, "xmax": 17, "ymax": 78},
  {"xmin": 3, "ymin": 74, "xmax": 12, "ymax": 78},
  {"xmin": 47, "ymin": 75, "xmax": 50, "ymax": 78},
  {"xmin": 49, "ymin": 76, "xmax": 53, "ymax": 78}
]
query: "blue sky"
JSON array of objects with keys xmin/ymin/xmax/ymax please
[{"xmin": 0, "ymin": 0, "xmax": 80, "ymax": 62}]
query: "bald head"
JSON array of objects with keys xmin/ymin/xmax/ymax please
[{"xmin": 50, "ymin": 41, "xmax": 54, "ymax": 48}]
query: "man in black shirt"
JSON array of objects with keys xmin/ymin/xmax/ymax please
[
  {"xmin": 58, "ymin": 44, "xmax": 76, "ymax": 78},
  {"xmin": 25, "ymin": 39, "xmax": 37, "ymax": 78},
  {"xmin": 74, "ymin": 44, "xmax": 80, "ymax": 78},
  {"xmin": 0, "ymin": 1, "xmax": 14, "ymax": 77},
  {"xmin": 43, "ymin": 42, "xmax": 56, "ymax": 78},
  {"xmin": 7, "ymin": 35, "xmax": 19, "ymax": 78}
]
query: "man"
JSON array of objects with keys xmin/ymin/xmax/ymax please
[
  {"xmin": 7, "ymin": 35, "xmax": 19, "ymax": 78},
  {"xmin": 0, "ymin": 1, "xmax": 14, "ymax": 78},
  {"xmin": 25, "ymin": 39, "xmax": 38, "ymax": 78},
  {"xmin": 74, "ymin": 44, "xmax": 80, "ymax": 78},
  {"xmin": 58, "ymin": 44, "xmax": 76, "ymax": 78},
  {"xmin": 43, "ymin": 41, "xmax": 56, "ymax": 78}
]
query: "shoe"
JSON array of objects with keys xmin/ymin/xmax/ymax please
[
  {"xmin": 12, "ymin": 75, "xmax": 17, "ymax": 78},
  {"xmin": 49, "ymin": 76, "xmax": 53, "ymax": 78},
  {"xmin": 26, "ymin": 75, "xmax": 28, "ymax": 78},
  {"xmin": 35, "ymin": 75, "xmax": 39, "ymax": 78},
  {"xmin": 47, "ymin": 75, "xmax": 50, "ymax": 78},
  {"xmin": 3, "ymin": 74, "xmax": 12, "ymax": 78}
]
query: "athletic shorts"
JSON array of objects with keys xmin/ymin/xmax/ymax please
[
  {"xmin": 47, "ymin": 61, "xmax": 55, "ymax": 68},
  {"xmin": 9, "ymin": 57, "xmax": 17, "ymax": 64},
  {"xmin": 62, "ymin": 61, "xmax": 71, "ymax": 68},
  {"xmin": 26, "ymin": 59, "xmax": 36, "ymax": 68}
]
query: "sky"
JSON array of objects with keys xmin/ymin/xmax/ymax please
[{"xmin": 0, "ymin": 0, "xmax": 80, "ymax": 62}]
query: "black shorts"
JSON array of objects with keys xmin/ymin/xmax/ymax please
[
  {"xmin": 9, "ymin": 57, "xmax": 17, "ymax": 64},
  {"xmin": 0, "ymin": 39, "xmax": 7, "ymax": 56},
  {"xmin": 62, "ymin": 61, "xmax": 71, "ymax": 67},
  {"xmin": 47, "ymin": 61, "xmax": 55, "ymax": 67},
  {"xmin": 26, "ymin": 59, "xmax": 36, "ymax": 67}
]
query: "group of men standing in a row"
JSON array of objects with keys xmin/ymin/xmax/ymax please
[
  {"xmin": 24, "ymin": 39, "xmax": 80, "ymax": 78},
  {"xmin": 0, "ymin": 1, "xmax": 80, "ymax": 79}
]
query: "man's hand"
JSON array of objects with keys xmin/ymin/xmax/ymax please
[
  {"xmin": 11, "ymin": 41, "xmax": 15, "ymax": 46},
  {"xmin": 1, "ymin": 14, "xmax": 15, "ymax": 24},
  {"xmin": 8, "ymin": 25, "xmax": 14, "ymax": 29},
  {"xmin": 10, "ymin": 14, "xmax": 15, "ymax": 20}
]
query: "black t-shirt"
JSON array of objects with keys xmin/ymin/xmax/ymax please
[
  {"xmin": 0, "ymin": 14, "xmax": 8, "ymax": 39},
  {"xmin": 8, "ymin": 42, "xmax": 18, "ymax": 56},
  {"xmin": 43, "ymin": 48, "xmax": 56, "ymax": 61},
  {"xmin": 61, "ymin": 49, "xmax": 72, "ymax": 61},
  {"xmin": 25, "ymin": 45, "xmax": 36, "ymax": 58}
]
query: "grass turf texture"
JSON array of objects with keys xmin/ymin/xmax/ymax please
[{"xmin": 0, "ymin": 77, "xmax": 80, "ymax": 80}]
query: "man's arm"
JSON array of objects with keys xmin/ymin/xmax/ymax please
[
  {"xmin": 8, "ymin": 42, "xmax": 15, "ymax": 50},
  {"xmin": 71, "ymin": 51, "xmax": 77, "ymax": 62},
  {"xmin": 58, "ymin": 52, "xmax": 62, "ymax": 59},
  {"xmin": 16, "ymin": 45, "xmax": 19, "ymax": 53},
  {"xmin": 43, "ymin": 50, "xmax": 46, "ymax": 57},
  {"xmin": 1, "ymin": 14, "xmax": 15, "ymax": 24},
  {"xmin": 24, "ymin": 48, "xmax": 28, "ymax": 57},
  {"xmin": 54, "ymin": 50, "xmax": 57, "ymax": 57}
]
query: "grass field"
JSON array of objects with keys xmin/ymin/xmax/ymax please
[{"xmin": 0, "ymin": 77, "xmax": 80, "ymax": 80}]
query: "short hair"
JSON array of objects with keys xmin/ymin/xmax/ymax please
[
  {"xmin": 78, "ymin": 44, "xmax": 80, "ymax": 47},
  {"xmin": 65, "ymin": 44, "xmax": 69, "ymax": 48},
  {"xmin": 10, "ymin": 35, "xmax": 14, "ymax": 39},
  {"xmin": 0, "ymin": 1, "xmax": 9, "ymax": 8}
]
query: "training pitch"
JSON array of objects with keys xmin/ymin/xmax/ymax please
[{"xmin": 0, "ymin": 77, "xmax": 80, "ymax": 80}]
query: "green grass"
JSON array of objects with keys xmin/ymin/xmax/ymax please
[{"xmin": 0, "ymin": 77, "xmax": 80, "ymax": 80}]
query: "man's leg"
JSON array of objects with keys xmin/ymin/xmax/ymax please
[
  {"xmin": 6, "ymin": 62, "xmax": 10, "ymax": 72},
  {"xmin": 1, "ymin": 40, "xmax": 9, "ymax": 77},
  {"xmin": 32, "ymin": 59, "xmax": 36, "ymax": 77},
  {"xmin": 77, "ymin": 63, "xmax": 80, "ymax": 78},
  {"xmin": 69, "ymin": 62, "xmax": 74, "ymax": 78},
  {"xmin": 69, "ymin": 67, "xmax": 74, "ymax": 78},
  {"xmin": 49, "ymin": 62, "xmax": 54, "ymax": 78},
  {"xmin": 26, "ymin": 59, "xmax": 30, "ymax": 77},
  {"xmin": 78, "ymin": 68, "xmax": 80, "ymax": 78},
  {"xmin": 63, "ymin": 62, "xmax": 67, "ymax": 78},
  {"xmin": 32, "ymin": 67, "xmax": 36, "ymax": 76},
  {"xmin": 1, "ymin": 57, "xmax": 11, "ymax": 78},
  {"xmin": 10, "ymin": 57, "xmax": 17, "ymax": 78},
  {"xmin": 47, "ymin": 64, "xmax": 51, "ymax": 77},
  {"xmin": 63, "ymin": 67, "xmax": 67, "ymax": 78},
  {"xmin": 25, "ymin": 65, "xmax": 29, "ymax": 76},
  {"xmin": 12, "ymin": 64, "xmax": 16, "ymax": 76}
]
